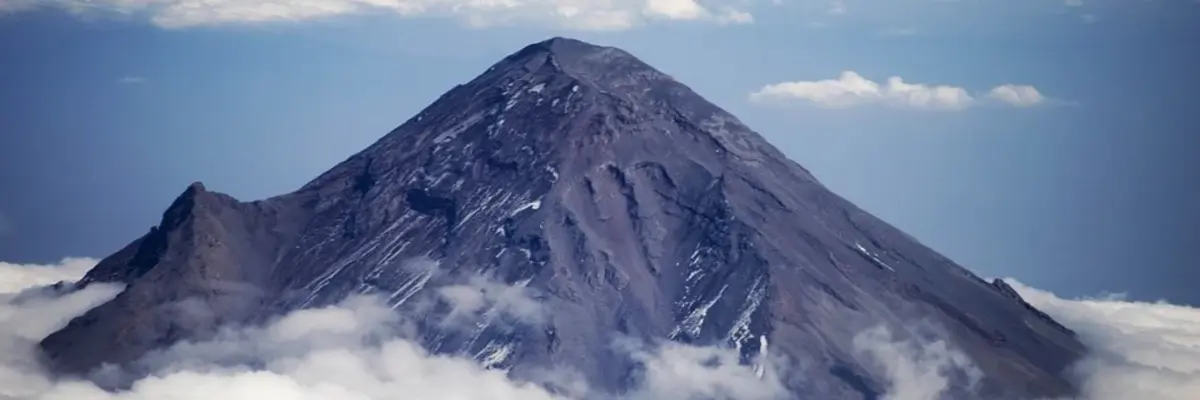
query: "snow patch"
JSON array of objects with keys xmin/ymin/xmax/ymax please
[
  {"xmin": 754, "ymin": 335, "xmax": 769, "ymax": 379},
  {"xmin": 528, "ymin": 83, "xmax": 546, "ymax": 94},
  {"xmin": 433, "ymin": 111, "xmax": 486, "ymax": 144},
  {"xmin": 674, "ymin": 284, "xmax": 729, "ymax": 339},
  {"xmin": 475, "ymin": 341, "xmax": 515, "ymax": 370},
  {"xmin": 854, "ymin": 242, "xmax": 895, "ymax": 272},
  {"xmin": 685, "ymin": 247, "xmax": 707, "ymax": 282},
  {"xmin": 387, "ymin": 266, "xmax": 435, "ymax": 308},
  {"xmin": 504, "ymin": 90, "xmax": 524, "ymax": 111},
  {"xmin": 510, "ymin": 199, "xmax": 542, "ymax": 216},
  {"xmin": 726, "ymin": 277, "xmax": 767, "ymax": 346}
]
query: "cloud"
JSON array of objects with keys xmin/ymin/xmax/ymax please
[
  {"xmin": 1065, "ymin": 0, "xmax": 1083, "ymax": 7},
  {"xmin": 620, "ymin": 339, "xmax": 787, "ymax": 400},
  {"xmin": 1, "ymin": 259, "xmax": 122, "ymax": 400},
  {"xmin": 850, "ymin": 284, "xmax": 1200, "ymax": 400},
  {"xmin": 749, "ymin": 71, "xmax": 1051, "ymax": 111},
  {"xmin": 435, "ymin": 275, "xmax": 547, "ymax": 326},
  {"xmin": 1007, "ymin": 279, "xmax": 1200, "ymax": 400},
  {"xmin": 0, "ymin": 256, "xmax": 786, "ymax": 400},
  {"xmin": 116, "ymin": 76, "xmax": 146, "ymax": 85},
  {"xmin": 4, "ymin": 255, "xmax": 1193, "ymax": 400},
  {"xmin": 852, "ymin": 324, "xmax": 981, "ymax": 400},
  {"xmin": 10, "ymin": 0, "xmax": 754, "ymax": 30},
  {"xmin": 986, "ymin": 84, "xmax": 1046, "ymax": 107},
  {"xmin": 0, "ymin": 258, "xmax": 99, "ymax": 294}
]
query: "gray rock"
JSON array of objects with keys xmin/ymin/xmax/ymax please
[{"xmin": 39, "ymin": 37, "xmax": 1085, "ymax": 399}]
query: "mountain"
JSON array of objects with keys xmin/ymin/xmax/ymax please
[{"xmin": 39, "ymin": 37, "xmax": 1085, "ymax": 399}]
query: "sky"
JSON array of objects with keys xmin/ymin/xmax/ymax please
[{"xmin": 0, "ymin": 0, "xmax": 1197, "ymax": 312}]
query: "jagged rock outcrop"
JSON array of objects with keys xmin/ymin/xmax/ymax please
[{"xmin": 40, "ymin": 37, "xmax": 1086, "ymax": 399}]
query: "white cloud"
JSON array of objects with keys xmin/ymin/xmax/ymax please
[
  {"xmin": 435, "ymin": 275, "xmax": 547, "ymax": 326},
  {"xmin": 749, "ymin": 71, "xmax": 975, "ymax": 111},
  {"xmin": 1, "ymin": 258, "xmax": 123, "ymax": 400},
  {"xmin": 1007, "ymin": 279, "xmax": 1200, "ymax": 400},
  {"xmin": 1065, "ymin": 0, "xmax": 1084, "ymax": 7},
  {"xmin": 852, "ymin": 324, "xmax": 981, "ymax": 400},
  {"xmin": 749, "ymin": 71, "xmax": 1050, "ymax": 111},
  {"xmin": 5, "ymin": 255, "xmax": 1193, "ymax": 400},
  {"xmin": 0, "ymin": 258, "xmax": 99, "ymax": 294},
  {"xmin": 986, "ymin": 84, "xmax": 1046, "ymax": 107},
  {"xmin": 0, "ymin": 256, "xmax": 785, "ymax": 400},
  {"xmin": 15, "ymin": 0, "xmax": 755, "ymax": 30},
  {"xmin": 850, "ymin": 284, "xmax": 1200, "ymax": 400},
  {"xmin": 621, "ymin": 339, "xmax": 787, "ymax": 400}
]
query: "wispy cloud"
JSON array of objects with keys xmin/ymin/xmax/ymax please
[
  {"xmin": 852, "ymin": 324, "xmax": 982, "ymax": 400},
  {"xmin": 749, "ymin": 71, "xmax": 1054, "ymax": 111},
  {"xmin": 6, "ymin": 0, "xmax": 754, "ymax": 31},
  {"xmin": 435, "ymin": 275, "xmax": 547, "ymax": 326}
]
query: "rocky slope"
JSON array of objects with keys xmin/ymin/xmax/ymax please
[{"xmin": 40, "ymin": 37, "xmax": 1085, "ymax": 399}]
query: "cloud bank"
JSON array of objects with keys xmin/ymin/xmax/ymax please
[
  {"xmin": 0, "ymin": 258, "xmax": 99, "ymax": 294},
  {"xmin": 1008, "ymin": 279, "xmax": 1200, "ymax": 400},
  {"xmin": 3, "ymin": 257, "xmax": 1197, "ymax": 400},
  {"xmin": 0, "ymin": 258, "xmax": 788, "ymax": 400},
  {"xmin": 4, "ymin": 0, "xmax": 753, "ymax": 30},
  {"xmin": 849, "ymin": 281, "xmax": 1200, "ymax": 400},
  {"xmin": 0, "ymin": 258, "xmax": 122, "ymax": 400},
  {"xmin": 749, "ymin": 71, "xmax": 1051, "ymax": 111}
]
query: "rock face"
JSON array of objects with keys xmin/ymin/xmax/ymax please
[{"xmin": 40, "ymin": 37, "xmax": 1085, "ymax": 399}]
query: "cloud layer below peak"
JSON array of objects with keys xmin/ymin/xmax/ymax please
[
  {"xmin": 3, "ymin": 0, "xmax": 754, "ymax": 30},
  {"xmin": 749, "ymin": 71, "xmax": 1052, "ymax": 111},
  {"xmin": 0, "ymin": 257, "xmax": 788, "ymax": 400},
  {"xmin": 3, "ymin": 257, "xmax": 1197, "ymax": 400}
]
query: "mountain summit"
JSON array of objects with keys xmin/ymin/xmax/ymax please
[{"xmin": 41, "ymin": 37, "xmax": 1085, "ymax": 398}]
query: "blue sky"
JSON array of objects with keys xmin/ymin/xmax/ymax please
[{"xmin": 0, "ymin": 0, "xmax": 1196, "ymax": 305}]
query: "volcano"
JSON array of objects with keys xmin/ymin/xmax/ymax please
[{"xmin": 40, "ymin": 37, "xmax": 1085, "ymax": 399}]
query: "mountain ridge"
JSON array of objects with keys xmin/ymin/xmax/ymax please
[{"xmin": 41, "ymin": 36, "xmax": 1085, "ymax": 399}]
